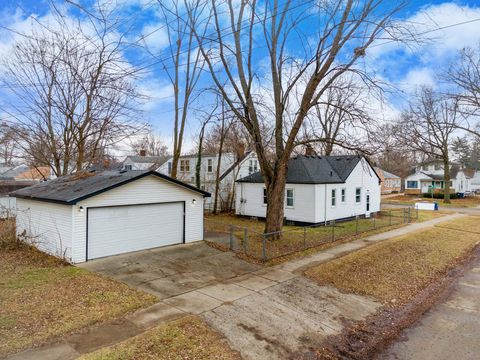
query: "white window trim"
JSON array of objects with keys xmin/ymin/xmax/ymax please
[
  {"xmin": 262, "ymin": 187, "xmax": 267, "ymax": 206},
  {"xmin": 331, "ymin": 188, "xmax": 336, "ymax": 208},
  {"xmin": 286, "ymin": 188, "xmax": 294, "ymax": 208},
  {"xmin": 207, "ymin": 159, "xmax": 213, "ymax": 173},
  {"xmin": 341, "ymin": 188, "xmax": 346, "ymax": 203},
  {"xmin": 355, "ymin": 187, "xmax": 362, "ymax": 204}
]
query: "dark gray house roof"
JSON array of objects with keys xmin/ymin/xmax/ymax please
[
  {"xmin": 237, "ymin": 155, "xmax": 378, "ymax": 184},
  {"xmin": 125, "ymin": 155, "xmax": 171, "ymax": 165},
  {"xmin": 11, "ymin": 170, "xmax": 210, "ymax": 205}
]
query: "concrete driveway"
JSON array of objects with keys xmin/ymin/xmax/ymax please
[{"xmin": 78, "ymin": 242, "xmax": 261, "ymax": 299}]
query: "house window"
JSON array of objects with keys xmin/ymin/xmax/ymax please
[
  {"xmin": 167, "ymin": 162, "xmax": 172, "ymax": 175},
  {"xmin": 263, "ymin": 188, "xmax": 267, "ymax": 205},
  {"xmin": 286, "ymin": 189, "xmax": 294, "ymax": 207},
  {"xmin": 124, "ymin": 164, "xmax": 132, "ymax": 171},
  {"xmin": 341, "ymin": 188, "xmax": 346, "ymax": 203},
  {"xmin": 406, "ymin": 181, "xmax": 418, "ymax": 189},
  {"xmin": 355, "ymin": 187, "xmax": 361, "ymax": 203},
  {"xmin": 180, "ymin": 159, "xmax": 190, "ymax": 172},
  {"xmin": 434, "ymin": 163, "xmax": 441, "ymax": 170},
  {"xmin": 422, "ymin": 164, "xmax": 429, "ymax": 171},
  {"xmin": 331, "ymin": 189, "xmax": 336, "ymax": 207},
  {"xmin": 207, "ymin": 159, "xmax": 213, "ymax": 173},
  {"xmin": 249, "ymin": 160, "xmax": 258, "ymax": 174}
]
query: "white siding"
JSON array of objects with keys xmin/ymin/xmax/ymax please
[
  {"xmin": 236, "ymin": 182, "xmax": 317, "ymax": 223},
  {"xmin": 72, "ymin": 175, "xmax": 204, "ymax": 263},
  {"xmin": 15, "ymin": 198, "xmax": 73, "ymax": 261},
  {"xmin": 319, "ymin": 159, "xmax": 381, "ymax": 222}
]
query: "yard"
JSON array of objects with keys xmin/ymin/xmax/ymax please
[
  {"xmin": 304, "ymin": 216, "xmax": 480, "ymax": 305},
  {"xmin": 80, "ymin": 316, "xmax": 240, "ymax": 360},
  {"xmin": 383, "ymin": 194, "xmax": 480, "ymax": 208},
  {"xmin": 204, "ymin": 209, "xmax": 445, "ymax": 262},
  {"xmin": 0, "ymin": 221, "xmax": 157, "ymax": 357}
]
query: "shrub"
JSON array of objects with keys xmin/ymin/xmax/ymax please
[
  {"xmin": 0, "ymin": 219, "xmax": 19, "ymax": 250},
  {"xmin": 422, "ymin": 192, "xmax": 458, "ymax": 199}
]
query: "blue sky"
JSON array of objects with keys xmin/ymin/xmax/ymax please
[{"xmin": 1, "ymin": 0, "xmax": 480, "ymax": 154}]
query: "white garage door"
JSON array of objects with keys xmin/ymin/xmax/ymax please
[{"xmin": 87, "ymin": 202, "xmax": 184, "ymax": 260}]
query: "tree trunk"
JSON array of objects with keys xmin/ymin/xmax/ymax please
[
  {"xmin": 213, "ymin": 104, "xmax": 225, "ymax": 214},
  {"xmin": 264, "ymin": 163, "xmax": 287, "ymax": 235},
  {"xmin": 443, "ymin": 155, "xmax": 451, "ymax": 204},
  {"xmin": 195, "ymin": 129, "xmax": 204, "ymax": 189}
]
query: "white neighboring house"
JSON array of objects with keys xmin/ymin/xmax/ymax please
[
  {"xmin": 12, "ymin": 170, "xmax": 210, "ymax": 263},
  {"xmin": 123, "ymin": 154, "xmax": 173, "ymax": 174},
  {"xmin": 236, "ymin": 155, "xmax": 381, "ymax": 224},
  {"xmin": 404, "ymin": 160, "xmax": 471, "ymax": 194},
  {"xmin": 175, "ymin": 151, "xmax": 259, "ymax": 210}
]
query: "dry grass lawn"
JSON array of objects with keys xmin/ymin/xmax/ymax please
[
  {"xmin": 205, "ymin": 210, "xmax": 445, "ymax": 261},
  {"xmin": 305, "ymin": 216, "xmax": 480, "ymax": 305},
  {"xmin": 0, "ymin": 247, "xmax": 157, "ymax": 357},
  {"xmin": 384, "ymin": 195, "xmax": 480, "ymax": 208},
  {"xmin": 80, "ymin": 316, "xmax": 240, "ymax": 360}
]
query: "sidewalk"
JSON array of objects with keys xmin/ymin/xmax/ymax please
[
  {"xmin": 382, "ymin": 260, "xmax": 480, "ymax": 360},
  {"xmin": 5, "ymin": 212, "xmax": 466, "ymax": 360}
]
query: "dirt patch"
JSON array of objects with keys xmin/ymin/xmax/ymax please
[{"xmin": 311, "ymin": 244, "xmax": 480, "ymax": 360}]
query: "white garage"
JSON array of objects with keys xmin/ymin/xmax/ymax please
[{"xmin": 12, "ymin": 170, "xmax": 210, "ymax": 263}]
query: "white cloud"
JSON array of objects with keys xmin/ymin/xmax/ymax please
[
  {"xmin": 400, "ymin": 67, "xmax": 436, "ymax": 93},
  {"xmin": 139, "ymin": 22, "xmax": 170, "ymax": 53}
]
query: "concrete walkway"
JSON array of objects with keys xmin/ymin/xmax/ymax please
[
  {"xmin": 381, "ymin": 262, "xmax": 480, "ymax": 360},
  {"xmin": 5, "ymin": 212, "xmax": 467, "ymax": 360}
]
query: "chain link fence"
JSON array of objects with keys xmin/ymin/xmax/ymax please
[{"xmin": 204, "ymin": 207, "xmax": 417, "ymax": 262}]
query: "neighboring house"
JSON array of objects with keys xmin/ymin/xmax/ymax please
[
  {"xmin": 374, "ymin": 167, "xmax": 401, "ymax": 194},
  {"xmin": 12, "ymin": 169, "xmax": 210, "ymax": 263},
  {"xmin": 0, "ymin": 165, "xmax": 50, "ymax": 218},
  {"xmin": 236, "ymin": 155, "xmax": 381, "ymax": 225},
  {"xmin": 175, "ymin": 151, "xmax": 259, "ymax": 211},
  {"xmin": 122, "ymin": 153, "xmax": 173, "ymax": 174},
  {"xmin": 404, "ymin": 160, "xmax": 471, "ymax": 195}
]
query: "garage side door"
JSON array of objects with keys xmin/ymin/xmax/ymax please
[{"xmin": 87, "ymin": 202, "xmax": 184, "ymax": 260}]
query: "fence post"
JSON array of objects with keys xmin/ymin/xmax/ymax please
[
  {"xmin": 408, "ymin": 207, "xmax": 411, "ymax": 223},
  {"xmin": 262, "ymin": 234, "xmax": 267, "ymax": 261},
  {"xmin": 243, "ymin": 228, "xmax": 248, "ymax": 254},
  {"xmin": 373, "ymin": 215, "xmax": 376, "ymax": 229},
  {"xmin": 403, "ymin": 208, "xmax": 406, "ymax": 223},
  {"xmin": 303, "ymin": 227, "xmax": 306, "ymax": 249},
  {"xmin": 229, "ymin": 225, "xmax": 234, "ymax": 250},
  {"xmin": 416, "ymin": 206, "xmax": 419, "ymax": 220},
  {"xmin": 389, "ymin": 210, "xmax": 392, "ymax": 226},
  {"xmin": 331, "ymin": 220, "xmax": 335, "ymax": 242},
  {"xmin": 355, "ymin": 216, "xmax": 359, "ymax": 235}
]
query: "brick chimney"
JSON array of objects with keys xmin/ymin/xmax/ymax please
[
  {"xmin": 304, "ymin": 144, "xmax": 315, "ymax": 156},
  {"xmin": 139, "ymin": 149, "xmax": 147, "ymax": 157}
]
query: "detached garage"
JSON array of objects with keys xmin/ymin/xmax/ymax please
[{"xmin": 12, "ymin": 170, "xmax": 210, "ymax": 263}]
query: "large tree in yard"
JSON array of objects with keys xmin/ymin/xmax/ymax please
[
  {"xmin": 394, "ymin": 88, "xmax": 459, "ymax": 204},
  {"xmin": 189, "ymin": 0, "xmax": 409, "ymax": 233}
]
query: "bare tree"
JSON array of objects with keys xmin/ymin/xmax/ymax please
[
  {"xmin": 0, "ymin": 122, "xmax": 20, "ymax": 165},
  {"xmin": 189, "ymin": 0, "xmax": 408, "ymax": 233},
  {"xmin": 1, "ymin": 7, "xmax": 143, "ymax": 176},
  {"xmin": 301, "ymin": 77, "xmax": 372, "ymax": 155},
  {"xmin": 394, "ymin": 88, "xmax": 459, "ymax": 203},
  {"xmin": 149, "ymin": 0, "xmax": 209, "ymax": 179},
  {"xmin": 447, "ymin": 45, "xmax": 480, "ymax": 137},
  {"xmin": 129, "ymin": 130, "xmax": 169, "ymax": 157}
]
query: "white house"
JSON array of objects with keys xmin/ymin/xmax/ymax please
[
  {"xmin": 404, "ymin": 160, "xmax": 471, "ymax": 194},
  {"xmin": 236, "ymin": 155, "xmax": 381, "ymax": 224},
  {"xmin": 175, "ymin": 151, "xmax": 259, "ymax": 211},
  {"xmin": 12, "ymin": 170, "xmax": 210, "ymax": 263},
  {"xmin": 123, "ymin": 154, "xmax": 173, "ymax": 174}
]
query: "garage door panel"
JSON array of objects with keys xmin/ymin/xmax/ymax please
[{"xmin": 88, "ymin": 202, "xmax": 183, "ymax": 260}]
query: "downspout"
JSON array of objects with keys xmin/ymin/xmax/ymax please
[{"xmin": 324, "ymin": 183, "xmax": 327, "ymax": 226}]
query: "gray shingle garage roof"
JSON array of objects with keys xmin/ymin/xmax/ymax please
[
  {"xmin": 11, "ymin": 170, "xmax": 210, "ymax": 204},
  {"xmin": 237, "ymin": 155, "xmax": 377, "ymax": 184}
]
